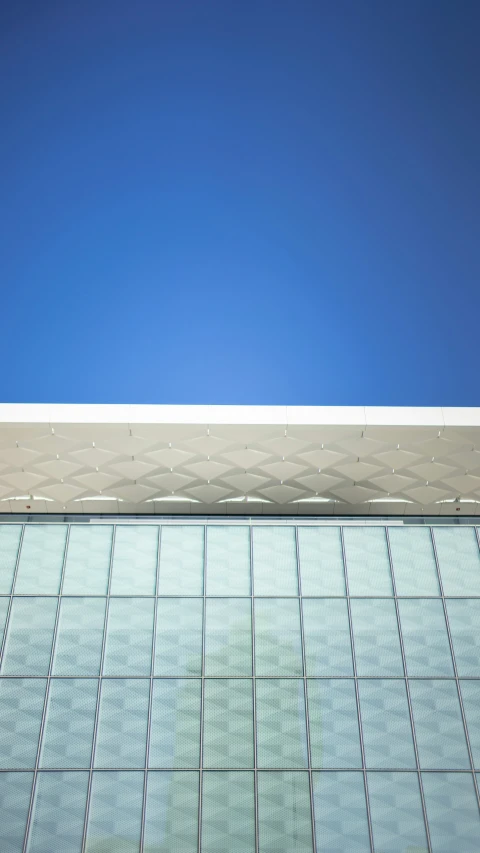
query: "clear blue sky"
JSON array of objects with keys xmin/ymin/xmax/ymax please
[{"xmin": 1, "ymin": 1, "xmax": 479, "ymax": 405}]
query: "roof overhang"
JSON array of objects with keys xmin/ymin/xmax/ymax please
[{"xmin": 0, "ymin": 404, "xmax": 479, "ymax": 516}]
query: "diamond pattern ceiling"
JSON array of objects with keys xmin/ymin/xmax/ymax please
[{"xmin": 0, "ymin": 405, "xmax": 480, "ymax": 516}]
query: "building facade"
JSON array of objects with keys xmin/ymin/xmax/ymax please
[{"xmin": 0, "ymin": 517, "xmax": 480, "ymax": 852}]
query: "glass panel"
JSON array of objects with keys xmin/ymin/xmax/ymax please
[
  {"xmin": 0, "ymin": 597, "xmax": 9, "ymax": 649},
  {"xmin": 159, "ymin": 525, "xmax": 204, "ymax": 595},
  {"xmin": 63, "ymin": 525, "xmax": 113, "ymax": 595},
  {"xmin": 0, "ymin": 678, "xmax": 46, "ymax": 768},
  {"xmin": 258, "ymin": 771, "xmax": 312, "ymax": 853},
  {"xmin": 111, "ymin": 525, "xmax": 157, "ymax": 595},
  {"xmin": 149, "ymin": 679, "xmax": 201, "ymax": 768},
  {"xmin": 358, "ymin": 679, "xmax": 415, "ymax": 768},
  {"xmin": 433, "ymin": 527, "xmax": 480, "ymax": 595},
  {"xmin": 459, "ymin": 681, "xmax": 480, "ymax": 768},
  {"xmin": 302, "ymin": 599, "xmax": 353, "ymax": 676},
  {"xmin": 144, "ymin": 771, "xmax": 198, "ymax": 853},
  {"xmin": 350, "ymin": 599, "xmax": 403, "ymax": 676},
  {"xmin": 446, "ymin": 599, "xmax": 480, "ymax": 676},
  {"xmin": 256, "ymin": 679, "xmax": 307, "ymax": 768},
  {"xmin": 154, "ymin": 598, "xmax": 203, "ymax": 676},
  {"xmin": 409, "ymin": 680, "xmax": 470, "ymax": 769},
  {"xmin": 398, "ymin": 599, "xmax": 454, "ymax": 676},
  {"xmin": 202, "ymin": 771, "xmax": 255, "ymax": 853},
  {"xmin": 255, "ymin": 598, "xmax": 303, "ymax": 676},
  {"xmin": 312, "ymin": 771, "xmax": 369, "ymax": 853},
  {"xmin": 388, "ymin": 526, "xmax": 440, "ymax": 595},
  {"xmin": 368, "ymin": 771, "xmax": 428, "ymax": 853},
  {"xmin": 85, "ymin": 771, "xmax": 144, "ymax": 853},
  {"xmin": 103, "ymin": 598, "xmax": 154, "ymax": 676},
  {"xmin": 422, "ymin": 772, "xmax": 480, "ymax": 853},
  {"xmin": 203, "ymin": 679, "xmax": 253, "ymax": 768},
  {"xmin": 343, "ymin": 526, "xmax": 392, "ymax": 595},
  {"xmin": 206, "ymin": 526, "xmax": 250, "ymax": 595},
  {"xmin": 1, "ymin": 598, "xmax": 57, "ymax": 675},
  {"xmin": 39, "ymin": 678, "xmax": 97, "ymax": 769},
  {"xmin": 253, "ymin": 527, "xmax": 298, "ymax": 596},
  {"xmin": 308, "ymin": 679, "xmax": 361, "ymax": 769},
  {"xmin": 298, "ymin": 526, "xmax": 345, "ymax": 595},
  {"xmin": 0, "ymin": 525, "xmax": 22, "ymax": 594},
  {"xmin": 52, "ymin": 598, "xmax": 106, "ymax": 676},
  {"xmin": 94, "ymin": 679, "xmax": 149, "ymax": 769},
  {"xmin": 26, "ymin": 771, "xmax": 88, "ymax": 853},
  {"xmin": 204, "ymin": 598, "xmax": 252, "ymax": 676},
  {"xmin": 0, "ymin": 771, "xmax": 33, "ymax": 853},
  {"xmin": 15, "ymin": 524, "xmax": 67, "ymax": 595}
]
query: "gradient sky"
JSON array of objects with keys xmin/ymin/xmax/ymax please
[{"xmin": 1, "ymin": 1, "xmax": 479, "ymax": 406}]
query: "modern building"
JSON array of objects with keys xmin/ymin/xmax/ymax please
[{"xmin": 0, "ymin": 404, "xmax": 479, "ymax": 852}]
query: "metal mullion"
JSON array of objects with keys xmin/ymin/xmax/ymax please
[
  {"xmin": 430, "ymin": 527, "xmax": 480, "ymax": 811},
  {"xmin": 140, "ymin": 524, "xmax": 161, "ymax": 853},
  {"xmin": 340, "ymin": 526, "xmax": 375, "ymax": 853},
  {"xmin": 295, "ymin": 526, "xmax": 317, "ymax": 853},
  {"xmin": 198, "ymin": 525, "xmax": 207, "ymax": 853},
  {"xmin": 385, "ymin": 527, "xmax": 433, "ymax": 853},
  {"xmin": 22, "ymin": 523, "xmax": 71, "ymax": 853},
  {"xmin": 0, "ymin": 524, "xmax": 25, "ymax": 667},
  {"xmin": 81, "ymin": 524, "xmax": 116, "ymax": 853},
  {"xmin": 251, "ymin": 524, "xmax": 259, "ymax": 853}
]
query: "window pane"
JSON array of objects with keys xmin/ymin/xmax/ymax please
[
  {"xmin": 433, "ymin": 527, "xmax": 480, "ymax": 595},
  {"xmin": 255, "ymin": 598, "xmax": 303, "ymax": 676},
  {"xmin": 303, "ymin": 599, "xmax": 353, "ymax": 676},
  {"xmin": 446, "ymin": 599, "xmax": 480, "ymax": 676},
  {"xmin": 298, "ymin": 527, "xmax": 345, "ymax": 595},
  {"xmin": 154, "ymin": 598, "xmax": 203, "ymax": 676},
  {"xmin": 358, "ymin": 680, "xmax": 415, "ymax": 769},
  {"xmin": 202, "ymin": 771, "xmax": 255, "ymax": 853},
  {"xmin": 422, "ymin": 772, "xmax": 480, "ymax": 853},
  {"xmin": 0, "ymin": 597, "xmax": 9, "ymax": 649},
  {"xmin": 63, "ymin": 526, "xmax": 113, "ymax": 595},
  {"xmin": 0, "ymin": 678, "xmax": 46, "ymax": 768},
  {"xmin": 0, "ymin": 525, "xmax": 22, "ymax": 594},
  {"xmin": 308, "ymin": 679, "xmax": 361, "ymax": 769},
  {"xmin": 85, "ymin": 771, "xmax": 144, "ymax": 853},
  {"xmin": 343, "ymin": 527, "xmax": 392, "ymax": 595},
  {"xmin": 0, "ymin": 771, "xmax": 33, "ymax": 853},
  {"xmin": 388, "ymin": 526, "xmax": 439, "ymax": 595},
  {"xmin": 459, "ymin": 681, "xmax": 480, "ymax": 768},
  {"xmin": 1, "ymin": 598, "xmax": 57, "ymax": 675},
  {"xmin": 203, "ymin": 679, "xmax": 253, "ymax": 768},
  {"xmin": 409, "ymin": 680, "xmax": 470, "ymax": 769},
  {"xmin": 398, "ymin": 599, "xmax": 453, "ymax": 676},
  {"xmin": 258, "ymin": 771, "xmax": 312, "ymax": 853},
  {"xmin": 111, "ymin": 525, "xmax": 157, "ymax": 595},
  {"xmin": 253, "ymin": 527, "xmax": 298, "ymax": 596},
  {"xmin": 312, "ymin": 771, "xmax": 369, "ymax": 853},
  {"xmin": 39, "ymin": 678, "xmax": 97, "ymax": 769},
  {"xmin": 94, "ymin": 679, "xmax": 149, "ymax": 769},
  {"xmin": 351, "ymin": 599, "xmax": 403, "ymax": 676},
  {"xmin": 206, "ymin": 526, "xmax": 250, "ymax": 595},
  {"xmin": 52, "ymin": 598, "xmax": 106, "ymax": 676},
  {"xmin": 256, "ymin": 679, "xmax": 307, "ymax": 768},
  {"xmin": 204, "ymin": 598, "xmax": 252, "ymax": 676},
  {"xmin": 14, "ymin": 525, "xmax": 67, "ymax": 595},
  {"xmin": 368, "ymin": 771, "xmax": 428, "ymax": 853},
  {"xmin": 144, "ymin": 771, "xmax": 198, "ymax": 853},
  {"xmin": 159, "ymin": 526, "xmax": 204, "ymax": 595},
  {"xmin": 149, "ymin": 679, "xmax": 200, "ymax": 769},
  {"xmin": 103, "ymin": 598, "xmax": 154, "ymax": 676},
  {"xmin": 26, "ymin": 771, "xmax": 88, "ymax": 853}
]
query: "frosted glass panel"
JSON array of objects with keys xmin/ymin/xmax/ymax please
[
  {"xmin": 258, "ymin": 771, "xmax": 312, "ymax": 853},
  {"xmin": 303, "ymin": 598, "xmax": 353, "ymax": 675},
  {"xmin": 26, "ymin": 771, "xmax": 88, "ymax": 853},
  {"xmin": 459, "ymin": 680, "xmax": 480, "ymax": 768},
  {"xmin": 446, "ymin": 599, "xmax": 480, "ymax": 676},
  {"xmin": 85, "ymin": 771, "xmax": 144, "ymax": 853},
  {"xmin": 398, "ymin": 599, "xmax": 454, "ymax": 676},
  {"xmin": 351, "ymin": 598, "xmax": 403, "ymax": 676},
  {"xmin": 15, "ymin": 525, "xmax": 67, "ymax": 594},
  {"xmin": 343, "ymin": 527, "xmax": 392, "ymax": 595},
  {"xmin": 359, "ymin": 679, "xmax": 415, "ymax": 769},
  {"xmin": 203, "ymin": 679, "xmax": 254, "ymax": 768},
  {"xmin": 154, "ymin": 598, "xmax": 203, "ymax": 676},
  {"xmin": 94, "ymin": 679, "xmax": 149, "ymax": 769},
  {"xmin": 388, "ymin": 526, "xmax": 440, "ymax": 595},
  {"xmin": 149, "ymin": 679, "xmax": 201, "ymax": 768},
  {"xmin": 368, "ymin": 772, "xmax": 428, "ymax": 853},
  {"xmin": 409, "ymin": 680, "xmax": 470, "ymax": 769},
  {"xmin": 253, "ymin": 527, "xmax": 298, "ymax": 595},
  {"xmin": 40, "ymin": 678, "xmax": 97, "ymax": 769},
  {"xmin": 205, "ymin": 598, "xmax": 252, "ymax": 676},
  {"xmin": 103, "ymin": 598, "xmax": 154, "ymax": 676},
  {"xmin": 298, "ymin": 527, "xmax": 345, "ymax": 595},
  {"xmin": 0, "ymin": 525, "xmax": 22, "ymax": 594},
  {"xmin": 159, "ymin": 525, "xmax": 204, "ymax": 594},
  {"xmin": 1, "ymin": 597, "xmax": 57, "ymax": 675},
  {"xmin": 312, "ymin": 771, "xmax": 369, "ymax": 853},
  {"xmin": 0, "ymin": 771, "xmax": 33, "ymax": 853},
  {"xmin": 433, "ymin": 527, "xmax": 480, "ymax": 595},
  {"xmin": 0, "ymin": 677, "xmax": 46, "ymax": 768},
  {"xmin": 255, "ymin": 598, "xmax": 303, "ymax": 676},
  {"xmin": 206, "ymin": 526, "xmax": 251, "ymax": 595},
  {"xmin": 202, "ymin": 771, "xmax": 255, "ymax": 853},
  {"xmin": 52, "ymin": 598, "xmax": 106, "ymax": 676},
  {"xmin": 256, "ymin": 679, "xmax": 307, "ymax": 768},
  {"xmin": 111, "ymin": 525, "xmax": 157, "ymax": 595},
  {"xmin": 63, "ymin": 525, "xmax": 113, "ymax": 595},
  {"xmin": 422, "ymin": 772, "xmax": 480, "ymax": 853},
  {"xmin": 308, "ymin": 679, "xmax": 361, "ymax": 769},
  {"xmin": 144, "ymin": 771, "xmax": 198, "ymax": 853}
]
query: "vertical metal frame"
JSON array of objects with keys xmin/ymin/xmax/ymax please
[
  {"xmin": 197, "ymin": 524, "xmax": 207, "ymax": 853},
  {"xmin": 385, "ymin": 526, "xmax": 433, "ymax": 853},
  {"xmin": 0, "ymin": 524, "xmax": 25, "ymax": 666},
  {"xmin": 251, "ymin": 523, "xmax": 259, "ymax": 853}
]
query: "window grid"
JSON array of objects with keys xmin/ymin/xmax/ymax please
[{"xmin": 0, "ymin": 522, "xmax": 479, "ymax": 853}]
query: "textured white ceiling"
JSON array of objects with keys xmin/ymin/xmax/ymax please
[{"xmin": 0, "ymin": 405, "xmax": 480, "ymax": 516}]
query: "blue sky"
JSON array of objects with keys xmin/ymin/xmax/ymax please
[{"xmin": 1, "ymin": 1, "xmax": 479, "ymax": 406}]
